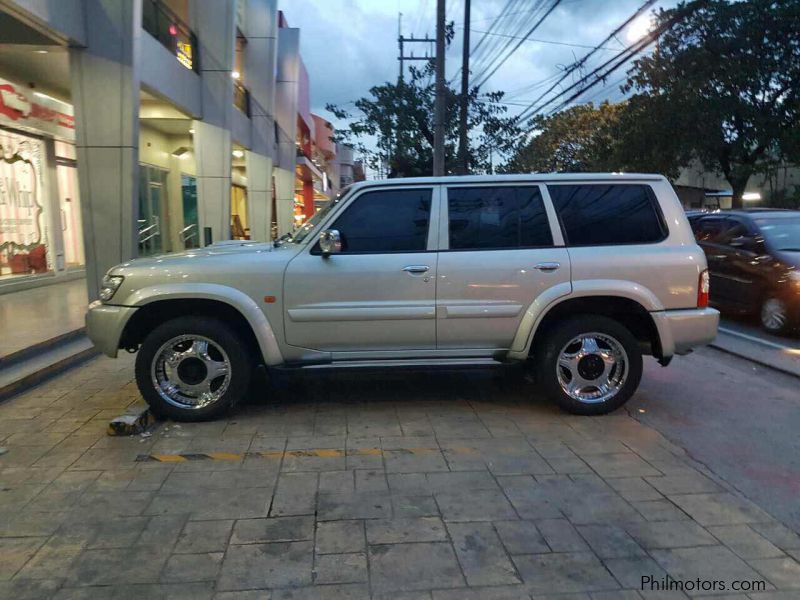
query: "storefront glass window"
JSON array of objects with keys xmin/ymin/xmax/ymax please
[
  {"xmin": 181, "ymin": 174, "xmax": 198, "ymax": 249},
  {"xmin": 55, "ymin": 141, "xmax": 84, "ymax": 269},
  {"xmin": 0, "ymin": 128, "xmax": 51, "ymax": 279}
]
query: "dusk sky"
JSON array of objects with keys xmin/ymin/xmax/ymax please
[{"xmin": 282, "ymin": 0, "xmax": 679, "ymax": 135}]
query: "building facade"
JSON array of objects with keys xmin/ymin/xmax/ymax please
[{"xmin": 0, "ymin": 0, "xmax": 351, "ymax": 298}]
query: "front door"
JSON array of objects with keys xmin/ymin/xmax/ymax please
[
  {"xmin": 283, "ymin": 186, "xmax": 439, "ymax": 352},
  {"xmin": 436, "ymin": 184, "xmax": 570, "ymax": 349}
]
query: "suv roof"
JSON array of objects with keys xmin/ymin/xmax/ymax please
[
  {"xmin": 347, "ymin": 173, "xmax": 666, "ymax": 191},
  {"xmin": 723, "ymin": 209, "xmax": 799, "ymax": 219}
]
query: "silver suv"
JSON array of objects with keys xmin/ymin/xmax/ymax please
[{"xmin": 86, "ymin": 174, "xmax": 718, "ymax": 420}]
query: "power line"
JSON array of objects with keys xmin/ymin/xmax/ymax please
[
  {"xmin": 469, "ymin": 29, "xmax": 625, "ymax": 52},
  {"xmin": 514, "ymin": 0, "xmax": 658, "ymax": 122},
  {"xmin": 472, "ymin": 0, "xmax": 564, "ymax": 90}
]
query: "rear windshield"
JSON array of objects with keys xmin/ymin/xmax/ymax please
[{"xmin": 547, "ymin": 184, "xmax": 667, "ymax": 246}]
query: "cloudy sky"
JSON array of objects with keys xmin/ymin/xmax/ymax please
[{"xmin": 281, "ymin": 0, "xmax": 678, "ymax": 149}]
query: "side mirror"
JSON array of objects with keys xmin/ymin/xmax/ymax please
[{"xmin": 319, "ymin": 229, "xmax": 342, "ymax": 256}]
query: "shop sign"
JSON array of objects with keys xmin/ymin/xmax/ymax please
[
  {"xmin": 176, "ymin": 40, "xmax": 193, "ymax": 70},
  {"xmin": 0, "ymin": 77, "xmax": 74, "ymax": 141},
  {"xmin": 0, "ymin": 130, "xmax": 45, "ymax": 251}
]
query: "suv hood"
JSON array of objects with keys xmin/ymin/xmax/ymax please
[{"xmin": 112, "ymin": 241, "xmax": 290, "ymax": 271}]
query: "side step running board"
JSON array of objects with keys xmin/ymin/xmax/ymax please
[{"xmin": 275, "ymin": 357, "xmax": 505, "ymax": 370}]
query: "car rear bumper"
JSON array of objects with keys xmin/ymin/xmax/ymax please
[
  {"xmin": 653, "ymin": 307, "xmax": 720, "ymax": 357},
  {"xmin": 85, "ymin": 301, "xmax": 138, "ymax": 358}
]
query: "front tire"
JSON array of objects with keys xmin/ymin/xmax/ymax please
[
  {"xmin": 760, "ymin": 297, "xmax": 790, "ymax": 335},
  {"xmin": 135, "ymin": 316, "xmax": 253, "ymax": 421},
  {"xmin": 535, "ymin": 315, "xmax": 643, "ymax": 416}
]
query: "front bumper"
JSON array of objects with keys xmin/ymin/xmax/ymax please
[
  {"xmin": 85, "ymin": 301, "xmax": 138, "ymax": 358},
  {"xmin": 652, "ymin": 307, "xmax": 720, "ymax": 357}
]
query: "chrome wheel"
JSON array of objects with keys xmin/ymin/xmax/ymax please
[
  {"xmin": 150, "ymin": 335, "xmax": 231, "ymax": 410},
  {"xmin": 761, "ymin": 298, "xmax": 787, "ymax": 332},
  {"xmin": 556, "ymin": 332, "xmax": 628, "ymax": 404}
]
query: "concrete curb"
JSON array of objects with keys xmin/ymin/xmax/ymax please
[
  {"xmin": 0, "ymin": 344, "xmax": 99, "ymax": 402},
  {"xmin": 709, "ymin": 341, "xmax": 800, "ymax": 380}
]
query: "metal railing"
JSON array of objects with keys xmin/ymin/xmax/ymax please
[
  {"xmin": 142, "ymin": 0, "xmax": 199, "ymax": 73},
  {"xmin": 138, "ymin": 218, "xmax": 161, "ymax": 245},
  {"xmin": 233, "ymin": 80, "xmax": 251, "ymax": 116},
  {"xmin": 179, "ymin": 223, "xmax": 198, "ymax": 248}
]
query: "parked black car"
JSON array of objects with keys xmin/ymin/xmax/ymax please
[{"xmin": 688, "ymin": 209, "xmax": 800, "ymax": 334}]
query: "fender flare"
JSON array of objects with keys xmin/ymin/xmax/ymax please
[
  {"xmin": 119, "ymin": 283, "xmax": 284, "ymax": 366},
  {"xmin": 507, "ymin": 279, "xmax": 665, "ymax": 360}
]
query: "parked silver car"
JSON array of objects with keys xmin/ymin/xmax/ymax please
[{"xmin": 86, "ymin": 174, "xmax": 719, "ymax": 420}]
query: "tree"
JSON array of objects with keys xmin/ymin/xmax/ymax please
[
  {"xmin": 327, "ymin": 61, "xmax": 521, "ymax": 178},
  {"xmin": 621, "ymin": 0, "xmax": 800, "ymax": 207},
  {"xmin": 504, "ymin": 102, "xmax": 623, "ymax": 173}
]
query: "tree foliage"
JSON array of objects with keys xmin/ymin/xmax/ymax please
[
  {"xmin": 621, "ymin": 0, "xmax": 800, "ymax": 207},
  {"xmin": 327, "ymin": 59, "xmax": 521, "ymax": 178}
]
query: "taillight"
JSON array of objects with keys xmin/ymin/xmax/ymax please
[{"xmin": 698, "ymin": 269, "xmax": 710, "ymax": 308}]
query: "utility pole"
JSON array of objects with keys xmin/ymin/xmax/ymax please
[
  {"xmin": 433, "ymin": 0, "xmax": 446, "ymax": 176},
  {"xmin": 456, "ymin": 0, "xmax": 470, "ymax": 175},
  {"xmin": 398, "ymin": 13, "xmax": 403, "ymax": 80}
]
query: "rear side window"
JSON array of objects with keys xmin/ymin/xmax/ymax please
[
  {"xmin": 328, "ymin": 188, "xmax": 431, "ymax": 253},
  {"xmin": 447, "ymin": 186, "xmax": 553, "ymax": 250},
  {"xmin": 548, "ymin": 184, "xmax": 666, "ymax": 246}
]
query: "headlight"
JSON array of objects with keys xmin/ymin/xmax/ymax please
[{"xmin": 99, "ymin": 274, "xmax": 124, "ymax": 302}]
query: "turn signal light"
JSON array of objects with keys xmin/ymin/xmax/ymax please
[{"xmin": 698, "ymin": 269, "xmax": 710, "ymax": 308}]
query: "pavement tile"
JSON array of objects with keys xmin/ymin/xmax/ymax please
[
  {"xmin": 65, "ymin": 545, "xmax": 171, "ymax": 586},
  {"xmin": 161, "ymin": 552, "xmax": 223, "ymax": 582},
  {"xmin": 494, "ymin": 520, "xmax": 550, "ymax": 554},
  {"xmin": 315, "ymin": 520, "xmax": 365, "ymax": 554},
  {"xmin": 317, "ymin": 491, "xmax": 391, "ymax": 520},
  {"xmin": 512, "ymin": 552, "xmax": 620, "ymax": 594},
  {"xmin": 576, "ymin": 525, "xmax": 647, "ymax": 559},
  {"xmin": 436, "ymin": 489, "xmax": 518, "ymax": 521},
  {"xmin": 217, "ymin": 541, "xmax": 313, "ymax": 590},
  {"xmin": 644, "ymin": 473, "xmax": 724, "ymax": 495},
  {"xmin": 0, "ymin": 537, "xmax": 46, "ymax": 580},
  {"xmin": 353, "ymin": 469, "xmax": 388, "ymax": 493},
  {"xmin": 58, "ymin": 516, "xmax": 149, "ymax": 549},
  {"xmin": 605, "ymin": 478, "xmax": 663, "ymax": 502},
  {"xmin": 267, "ymin": 583, "xmax": 369, "ymax": 599},
  {"xmin": 581, "ymin": 453, "xmax": 661, "ymax": 478},
  {"xmin": 175, "ymin": 520, "xmax": 234, "ymax": 554},
  {"xmin": 536, "ymin": 519, "xmax": 590, "ymax": 552},
  {"xmin": 749, "ymin": 522, "xmax": 800, "ymax": 551},
  {"xmin": 146, "ymin": 487, "xmax": 272, "ymax": 520},
  {"xmin": 668, "ymin": 493, "xmax": 773, "ymax": 526},
  {"xmin": 432, "ymin": 585, "xmax": 530, "ymax": 599},
  {"xmin": 231, "ymin": 516, "xmax": 314, "ymax": 544},
  {"xmin": 368, "ymin": 541, "xmax": 464, "ymax": 593},
  {"xmin": 631, "ymin": 499, "xmax": 690, "ymax": 522},
  {"xmin": 137, "ymin": 514, "xmax": 188, "ymax": 547},
  {"xmin": 748, "ymin": 557, "xmax": 800, "ymax": 589},
  {"xmin": 384, "ymin": 449, "xmax": 449, "ymax": 473},
  {"xmin": 624, "ymin": 520, "xmax": 718, "ymax": 549},
  {"xmin": 391, "ymin": 494, "xmax": 440, "ymax": 518},
  {"xmin": 0, "ymin": 579, "xmax": 62, "ymax": 600},
  {"xmin": 447, "ymin": 521, "xmax": 522, "ymax": 586},
  {"xmin": 425, "ymin": 470, "xmax": 499, "ymax": 492},
  {"xmin": 367, "ymin": 517, "xmax": 447, "ymax": 544},
  {"xmin": 313, "ymin": 552, "xmax": 367, "ymax": 584},
  {"xmin": 269, "ymin": 473, "xmax": 318, "ymax": 517},
  {"xmin": 707, "ymin": 525, "xmax": 785, "ymax": 559},
  {"xmin": 603, "ymin": 556, "xmax": 668, "ymax": 589},
  {"xmin": 649, "ymin": 546, "xmax": 769, "ymax": 593}
]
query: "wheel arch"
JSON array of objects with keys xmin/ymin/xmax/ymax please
[
  {"xmin": 118, "ymin": 284, "xmax": 283, "ymax": 365},
  {"xmin": 509, "ymin": 281, "xmax": 665, "ymax": 361}
]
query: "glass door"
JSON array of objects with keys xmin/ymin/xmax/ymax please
[
  {"xmin": 138, "ymin": 165, "xmax": 168, "ymax": 256},
  {"xmin": 181, "ymin": 174, "xmax": 199, "ymax": 249}
]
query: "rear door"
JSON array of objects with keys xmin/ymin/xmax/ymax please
[
  {"xmin": 435, "ymin": 183, "xmax": 570, "ymax": 349},
  {"xmin": 283, "ymin": 185, "xmax": 439, "ymax": 352}
]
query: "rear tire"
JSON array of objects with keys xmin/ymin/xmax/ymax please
[
  {"xmin": 135, "ymin": 316, "xmax": 253, "ymax": 421},
  {"xmin": 535, "ymin": 315, "xmax": 643, "ymax": 416}
]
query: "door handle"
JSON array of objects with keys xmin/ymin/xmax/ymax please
[
  {"xmin": 402, "ymin": 265, "xmax": 430, "ymax": 274},
  {"xmin": 533, "ymin": 262, "xmax": 560, "ymax": 272}
]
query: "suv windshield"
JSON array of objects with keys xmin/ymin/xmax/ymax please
[
  {"xmin": 756, "ymin": 217, "xmax": 800, "ymax": 251},
  {"xmin": 276, "ymin": 186, "xmax": 353, "ymax": 245}
]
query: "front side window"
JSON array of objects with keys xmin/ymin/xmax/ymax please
[
  {"xmin": 757, "ymin": 217, "xmax": 800, "ymax": 251},
  {"xmin": 548, "ymin": 184, "xmax": 667, "ymax": 246},
  {"xmin": 325, "ymin": 188, "xmax": 432, "ymax": 253},
  {"xmin": 447, "ymin": 186, "xmax": 553, "ymax": 250}
]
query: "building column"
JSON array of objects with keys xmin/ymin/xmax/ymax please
[
  {"xmin": 191, "ymin": 0, "xmax": 236, "ymax": 246},
  {"xmin": 70, "ymin": 0, "xmax": 142, "ymax": 300},
  {"xmin": 273, "ymin": 169, "xmax": 295, "ymax": 236},
  {"xmin": 245, "ymin": 150, "xmax": 273, "ymax": 242}
]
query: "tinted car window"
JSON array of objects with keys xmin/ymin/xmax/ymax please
[
  {"xmin": 548, "ymin": 184, "xmax": 666, "ymax": 246},
  {"xmin": 448, "ymin": 186, "xmax": 552, "ymax": 250},
  {"xmin": 329, "ymin": 188, "xmax": 431, "ymax": 253}
]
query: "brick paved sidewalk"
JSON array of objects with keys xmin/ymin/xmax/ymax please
[{"xmin": 1, "ymin": 355, "xmax": 799, "ymax": 599}]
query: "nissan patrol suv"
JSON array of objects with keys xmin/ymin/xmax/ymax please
[{"xmin": 86, "ymin": 174, "xmax": 719, "ymax": 420}]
